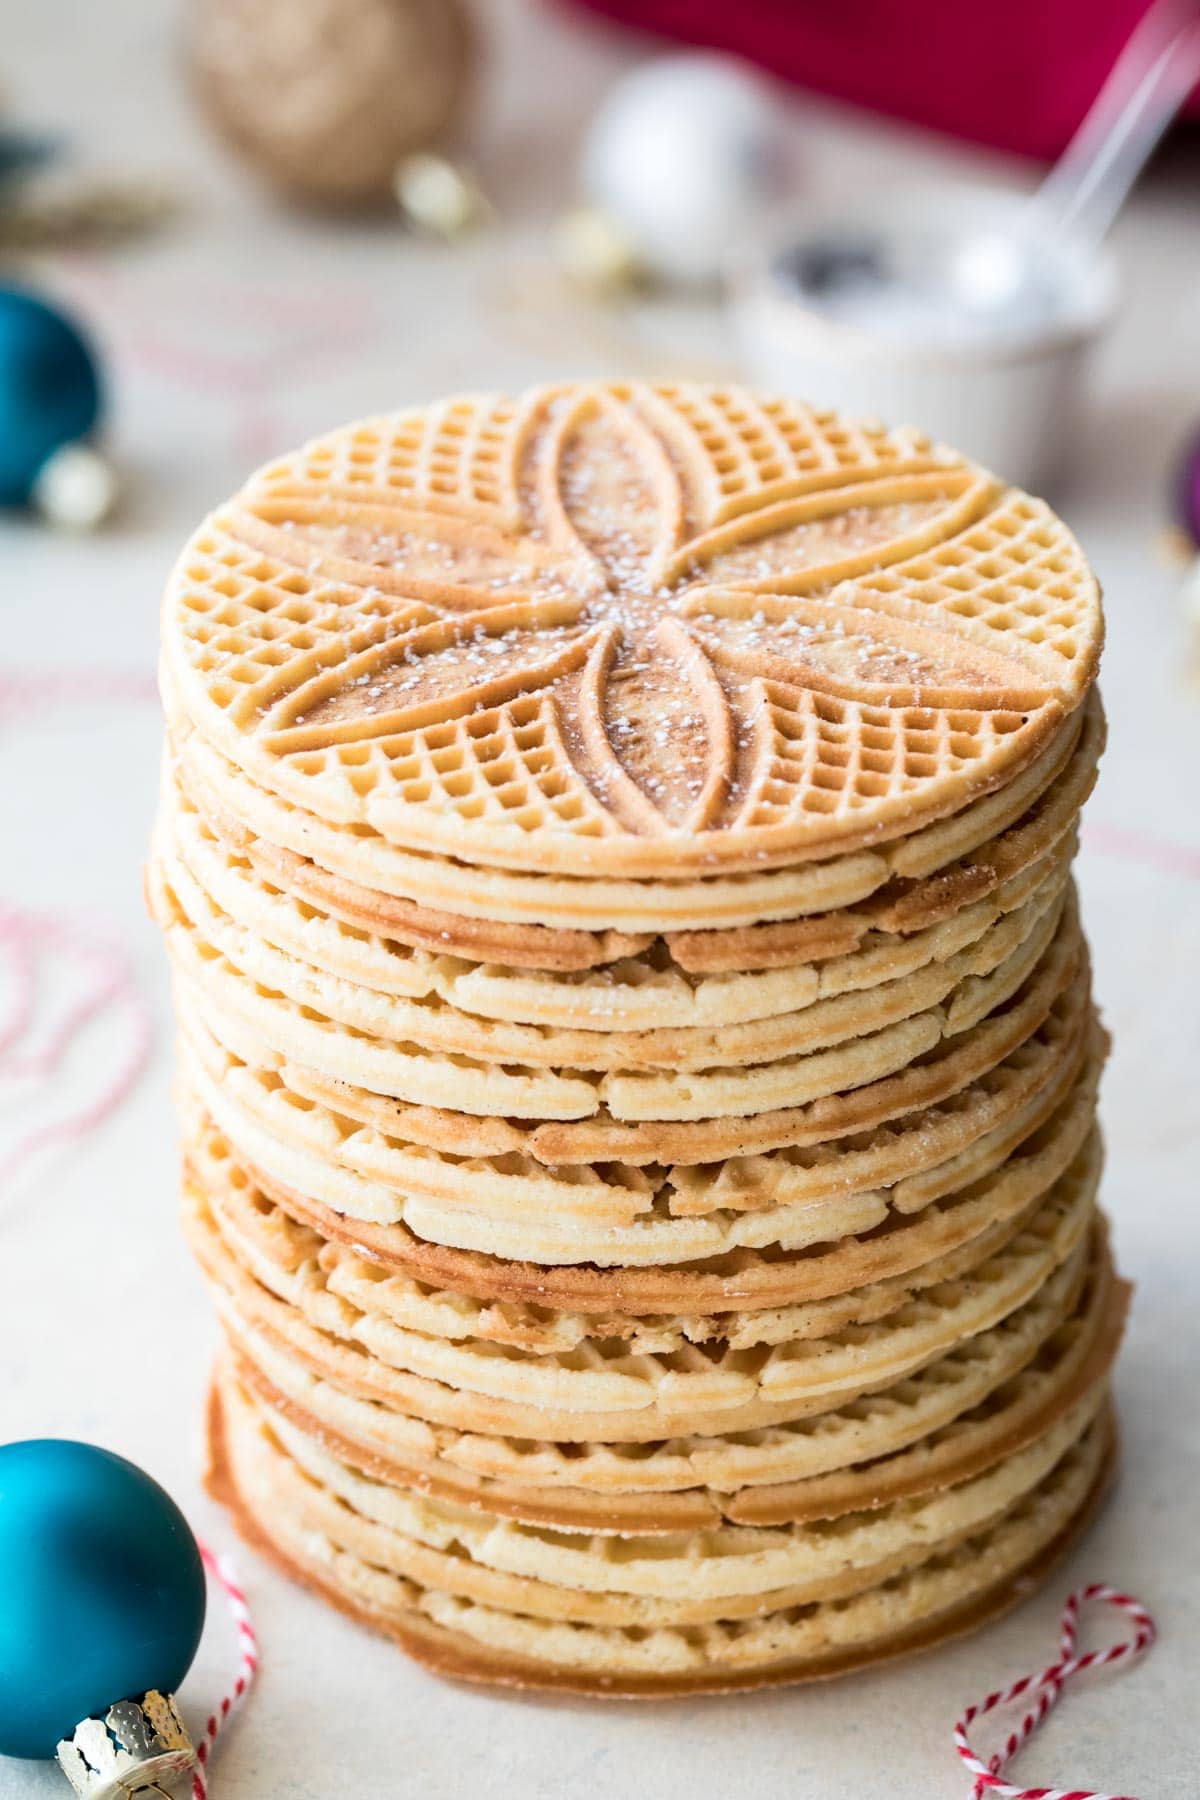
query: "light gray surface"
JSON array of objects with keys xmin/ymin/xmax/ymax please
[{"xmin": 1, "ymin": 4, "xmax": 1198, "ymax": 1795}]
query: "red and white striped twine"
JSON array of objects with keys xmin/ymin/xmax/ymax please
[
  {"xmin": 192, "ymin": 1543, "xmax": 260, "ymax": 1800},
  {"xmin": 954, "ymin": 1584, "xmax": 1156, "ymax": 1800}
]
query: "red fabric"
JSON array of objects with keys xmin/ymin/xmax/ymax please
[{"xmin": 559, "ymin": 0, "xmax": 1200, "ymax": 160}]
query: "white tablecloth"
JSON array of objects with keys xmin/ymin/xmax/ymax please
[{"xmin": 2, "ymin": 4, "xmax": 1198, "ymax": 1794}]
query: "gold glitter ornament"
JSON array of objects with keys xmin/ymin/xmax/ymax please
[{"xmin": 188, "ymin": 0, "xmax": 472, "ymax": 208}]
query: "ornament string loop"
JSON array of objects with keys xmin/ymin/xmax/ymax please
[
  {"xmin": 953, "ymin": 1583, "xmax": 1155, "ymax": 1800},
  {"xmin": 192, "ymin": 1544, "xmax": 258, "ymax": 1800}
]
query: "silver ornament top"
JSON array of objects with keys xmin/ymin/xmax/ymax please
[{"xmin": 56, "ymin": 1690, "xmax": 197, "ymax": 1800}]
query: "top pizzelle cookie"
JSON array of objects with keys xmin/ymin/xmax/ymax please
[{"xmin": 162, "ymin": 383, "xmax": 1103, "ymax": 880}]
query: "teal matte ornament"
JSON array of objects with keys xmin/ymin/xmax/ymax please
[
  {"xmin": 0, "ymin": 1439, "xmax": 205, "ymax": 1788},
  {"xmin": 0, "ymin": 286, "xmax": 102, "ymax": 508}
]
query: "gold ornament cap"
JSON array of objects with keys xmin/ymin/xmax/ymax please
[{"xmin": 56, "ymin": 1690, "xmax": 198, "ymax": 1800}]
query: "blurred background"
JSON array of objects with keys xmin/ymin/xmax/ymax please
[
  {"xmin": 1, "ymin": 3, "xmax": 1198, "ymax": 1795},
  {"xmin": 3, "ymin": 0, "xmax": 1199, "ymax": 523}
]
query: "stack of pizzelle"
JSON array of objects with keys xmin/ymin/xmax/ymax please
[{"xmin": 150, "ymin": 381, "xmax": 1124, "ymax": 1696}]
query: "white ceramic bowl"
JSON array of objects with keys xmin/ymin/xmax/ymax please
[{"xmin": 729, "ymin": 188, "xmax": 1118, "ymax": 490}]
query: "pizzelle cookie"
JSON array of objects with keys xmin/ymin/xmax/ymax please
[
  {"xmin": 187, "ymin": 1132, "xmax": 1101, "ymax": 1440},
  {"xmin": 155, "ymin": 759, "xmax": 1083, "ymax": 1035},
  {"xmin": 153, "ymin": 381, "xmax": 1123, "ymax": 1697},
  {"xmin": 214, "ymin": 1219, "xmax": 1121, "ymax": 1533},
  {"xmin": 168, "ymin": 686, "xmax": 1101, "ymax": 974},
  {"xmin": 161, "ymin": 385, "xmax": 1101, "ymax": 887},
  {"xmin": 208, "ymin": 1369, "xmax": 1115, "ymax": 1694}
]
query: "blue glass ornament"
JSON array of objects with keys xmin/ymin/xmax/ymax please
[
  {"xmin": 0, "ymin": 131, "xmax": 57, "ymax": 191},
  {"xmin": 0, "ymin": 1440, "xmax": 206, "ymax": 1763},
  {"xmin": 0, "ymin": 287, "xmax": 102, "ymax": 506}
]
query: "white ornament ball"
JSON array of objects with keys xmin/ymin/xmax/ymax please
[
  {"xmin": 581, "ymin": 53, "xmax": 791, "ymax": 288},
  {"xmin": 33, "ymin": 443, "xmax": 117, "ymax": 531}
]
